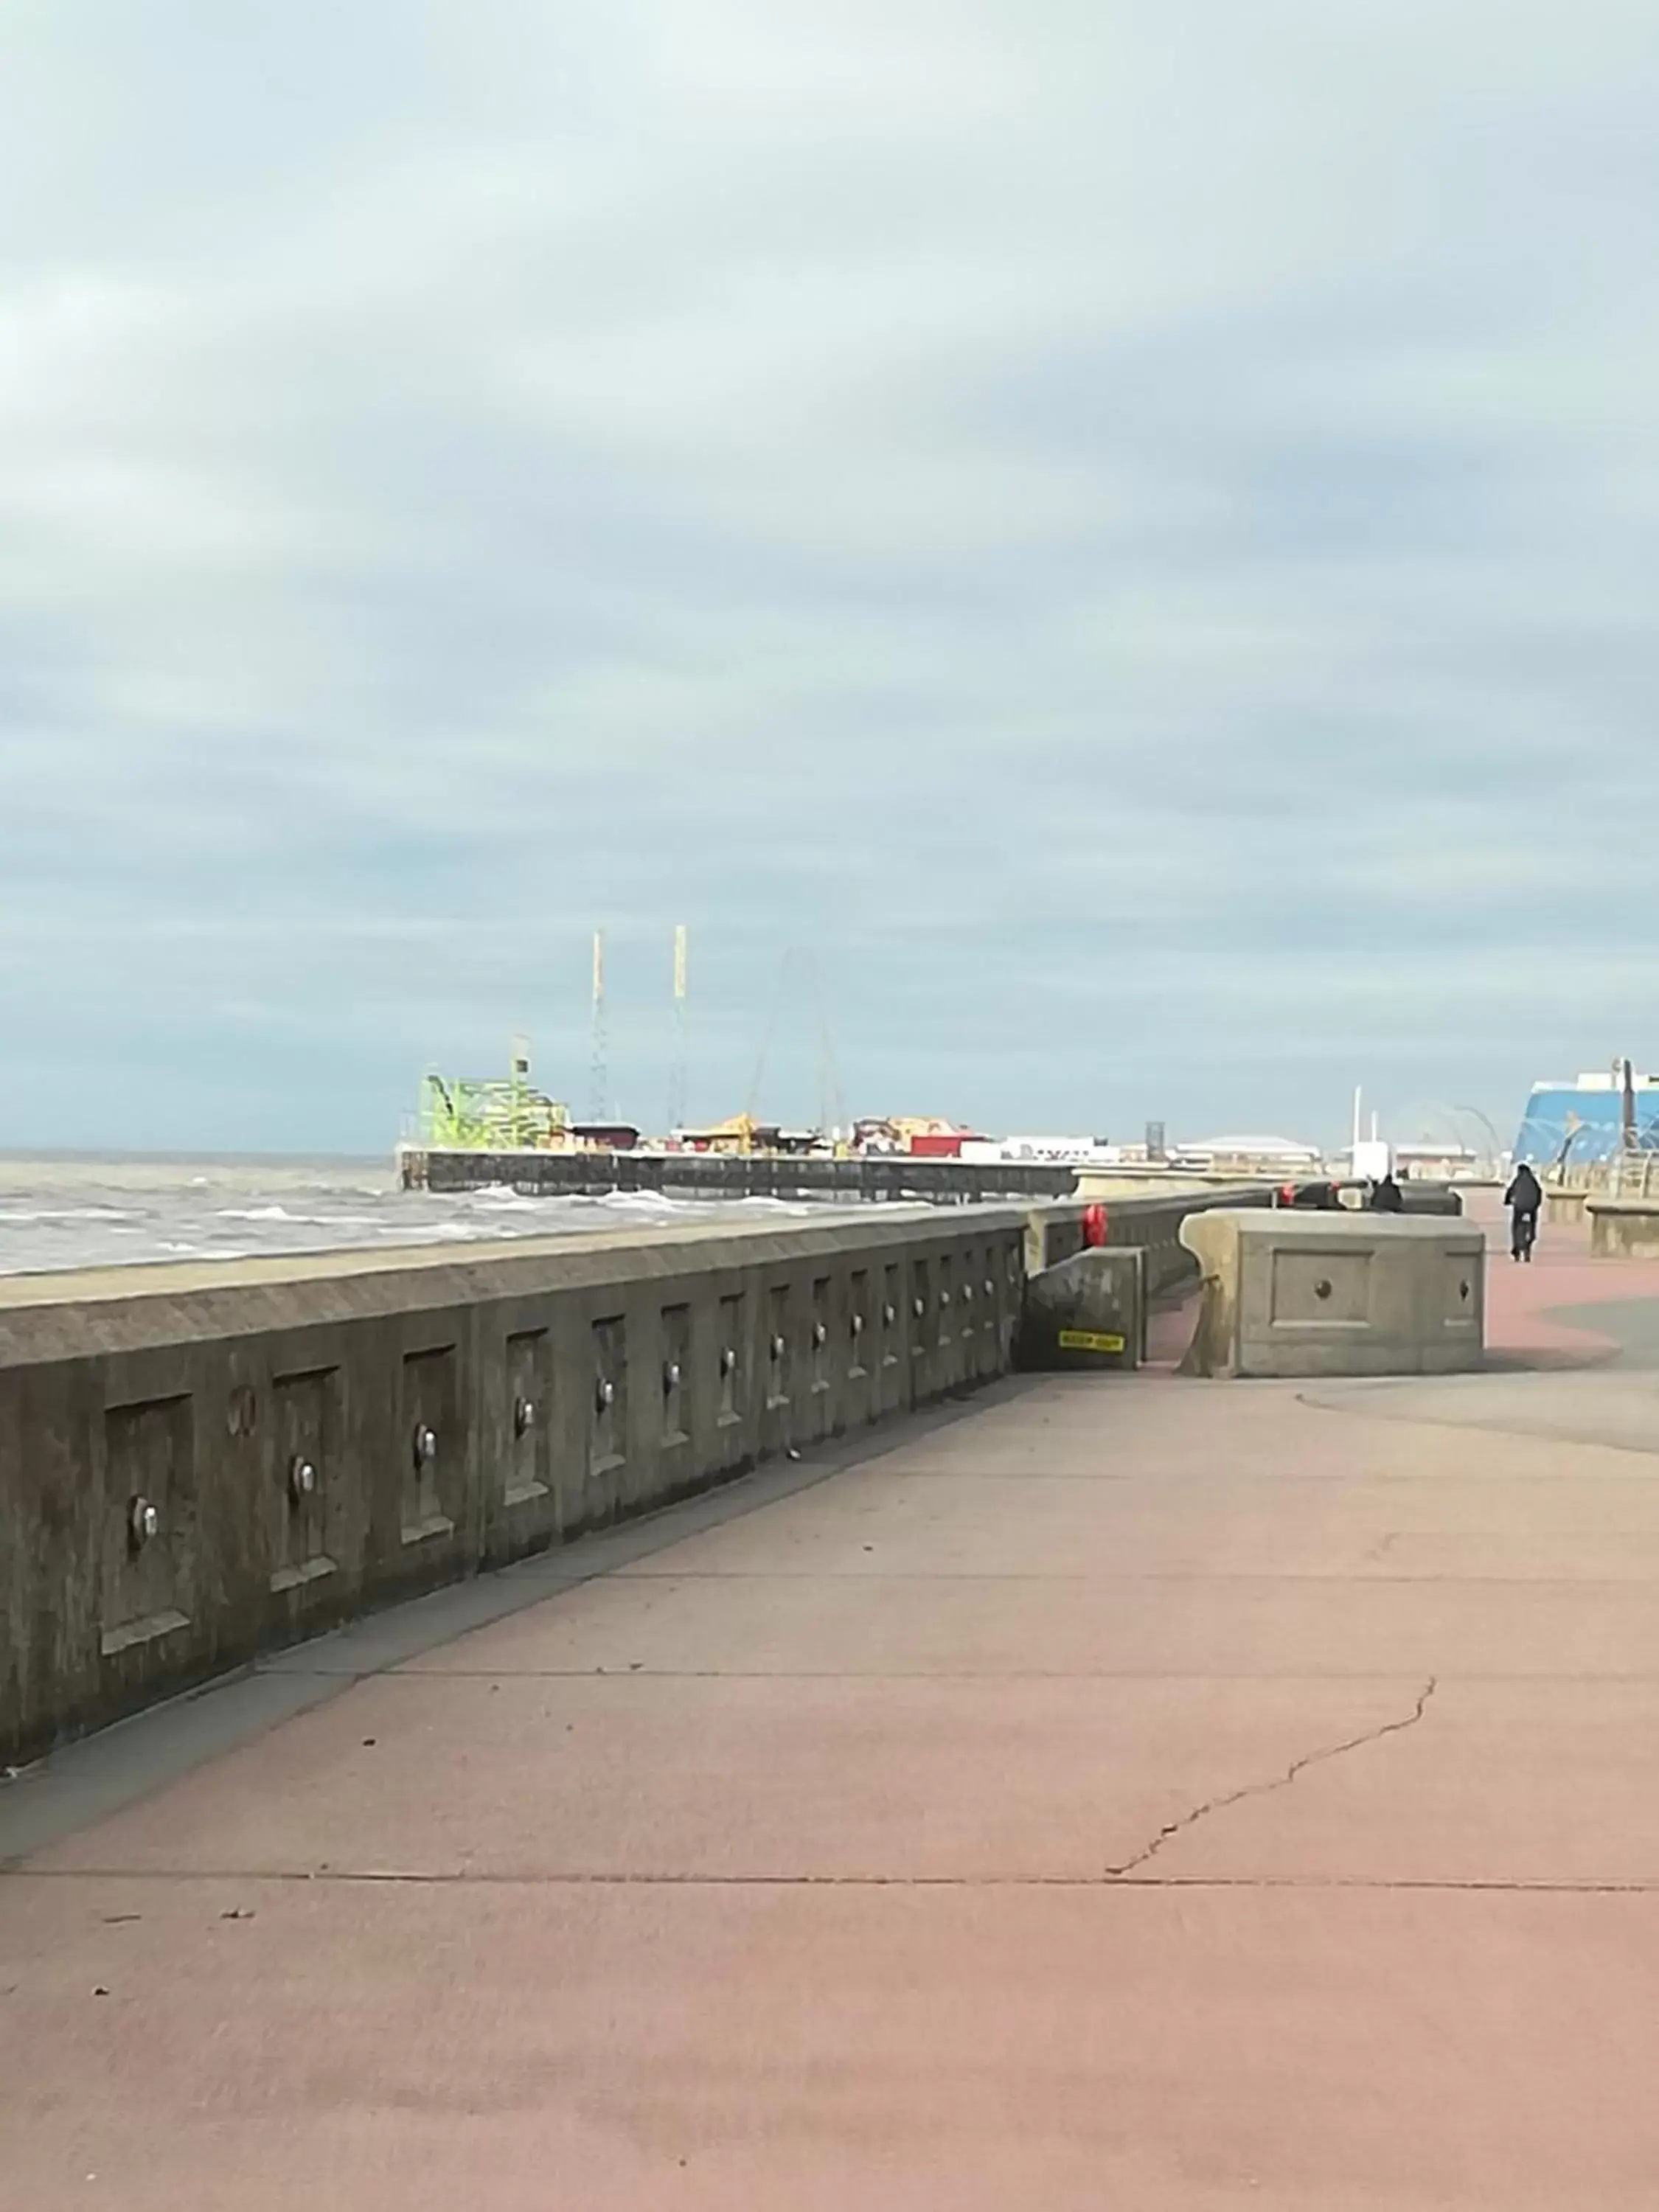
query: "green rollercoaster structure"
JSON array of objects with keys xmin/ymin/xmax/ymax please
[{"xmin": 418, "ymin": 1042, "xmax": 571, "ymax": 1151}]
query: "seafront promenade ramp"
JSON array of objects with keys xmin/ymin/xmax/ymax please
[{"xmin": 10, "ymin": 1201, "xmax": 1659, "ymax": 2204}]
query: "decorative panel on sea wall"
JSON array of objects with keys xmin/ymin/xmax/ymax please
[
  {"xmin": 1269, "ymin": 1248, "xmax": 1372, "ymax": 1329},
  {"xmin": 810, "ymin": 1276, "xmax": 832, "ymax": 1397},
  {"xmin": 848, "ymin": 1270, "xmax": 870, "ymax": 1377},
  {"xmin": 504, "ymin": 1329, "xmax": 551, "ymax": 1507},
  {"xmin": 717, "ymin": 1293, "xmax": 745, "ymax": 1424},
  {"xmin": 590, "ymin": 1316, "xmax": 627, "ymax": 1477},
  {"xmin": 660, "ymin": 1304, "xmax": 691, "ymax": 1446},
  {"xmin": 269, "ymin": 1368, "xmax": 338, "ymax": 1595},
  {"xmin": 765, "ymin": 1284, "xmax": 791, "ymax": 1409},
  {"xmin": 401, "ymin": 1346, "xmax": 459, "ymax": 1545},
  {"xmin": 102, "ymin": 1396, "xmax": 192, "ymax": 1656},
  {"xmin": 1437, "ymin": 1252, "xmax": 1482, "ymax": 1338}
]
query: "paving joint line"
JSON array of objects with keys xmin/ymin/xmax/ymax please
[
  {"xmin": 265, "ymin": 1665, "xmax": 1659, "ymax": 1683},
  {"xmin": 603, "ymin": 1571, "xmax": 1659, "ymax": 1587},
  {"xmin": 11, "ymin": 1857, "xmax": 1658, "ymax": 1897}
]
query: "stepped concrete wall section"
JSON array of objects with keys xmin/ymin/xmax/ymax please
[{"xmin": 1025, "ymin": 1185, "xmax": 1273, "ymax": 1297}]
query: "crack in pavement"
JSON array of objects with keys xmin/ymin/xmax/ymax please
[{"xmin": 1103, "ymin": 1677, "xmax": 1439, "ymax": 1879}]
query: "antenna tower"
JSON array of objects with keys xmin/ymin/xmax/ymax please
[
  {"xmin": 808, "ymin": 956, "xmax": 846, "ymax": 1136},
  {"xmin": 746, "ymin": 947, "xmax": 846, "ymax": 1135},
  {"xmin": 588, "ymin": 929, "xmax": 608, "ymax": 1123},
  {"xmin": 669, "ymin": 924, "xmax": 689, "ymax": 1132}
]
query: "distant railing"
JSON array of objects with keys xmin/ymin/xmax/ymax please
[
  {"xmin": 1548, "ymin": 1152, "xmax": 1659, "ymax": 1199},
  {"xmin": 1607, "ymin": 1152, "xmax": 1659, "ymax": 1201}
]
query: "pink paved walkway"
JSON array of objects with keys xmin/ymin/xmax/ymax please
[
  {"xmin": 10, "ymin": 1207, "xmax": 1659, "ymax": 2207},
  {"xmin": 1473, "ymin": 1189, "xmax": 1659, "ymax": 1362}
]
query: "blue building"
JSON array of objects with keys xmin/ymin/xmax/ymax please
[{"xmin": 1512, "ymin": 1074, "xmax": 1659, "ymax": 1166}]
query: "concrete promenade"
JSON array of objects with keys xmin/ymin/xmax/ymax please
[{"xmin": 10, "ymin": 1205, "xmax": 1659, "ymax": 2206}]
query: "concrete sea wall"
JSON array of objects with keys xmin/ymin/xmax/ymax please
[
  {"xmin": 3, "ymin": 1208, "xmax": 1048, "ymax": 1767},
  {"xmin": 0, "ymin": 1189, "xmax": 1264, "ymax": 1766}
]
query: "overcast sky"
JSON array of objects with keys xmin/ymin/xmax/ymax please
[{"xmin": 3, "ymin": 1, "xmax": 1658, "ymax": 1154}]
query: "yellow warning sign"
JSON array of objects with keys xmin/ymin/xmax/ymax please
[{"xmin": 1058, "ymin": 1329, "xmax": 1126, "ymax": 1354}]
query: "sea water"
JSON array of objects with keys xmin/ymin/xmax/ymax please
[{"xmin": 0, "ymin": 1155, "xmax": 840, "ymax": 1278}]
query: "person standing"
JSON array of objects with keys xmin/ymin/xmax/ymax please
[
  {"xmin": 1368, "ymin": 1170, "xmax": 1405, "ymax": 1213},
  {"xmin": 1504, "ymin": 1162, "xmax": 1543, "ymax": 1262}
]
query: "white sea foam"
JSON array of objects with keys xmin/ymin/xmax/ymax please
[
  {"xmin": 0, "ymin": 1159, "xmax": 862, "ymax": 1276},
  {"xmin": 0, "ymin": 1206, "xmax": 140, "ymax": 1224}
]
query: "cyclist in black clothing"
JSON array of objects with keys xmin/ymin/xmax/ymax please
[{"xmin": 1505, "ymin": 1163, "xmax": 1543, "ymax": 1262}]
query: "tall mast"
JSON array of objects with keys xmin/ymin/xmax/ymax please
[
  {"xmin": 669, "ymin": 924, "xmax": 689, "ymax": 1132},
  {"xmin": 589, "ymin": 929, "xmax": 608, "ymax": 1124}
]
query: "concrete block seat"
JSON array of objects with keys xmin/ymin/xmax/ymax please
[
  {"xmin": 1179, "ymin": 1209, "xmax": 1486, "ymax": 1379},
  {"xmin": 1587, "ymin": 1200, "xmax": 1659, "ymax": 1260}
]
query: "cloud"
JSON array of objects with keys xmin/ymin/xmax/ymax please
[{"xmin": 3, "ymin": 0, "xmax": 1659, "ymax": 1150}]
